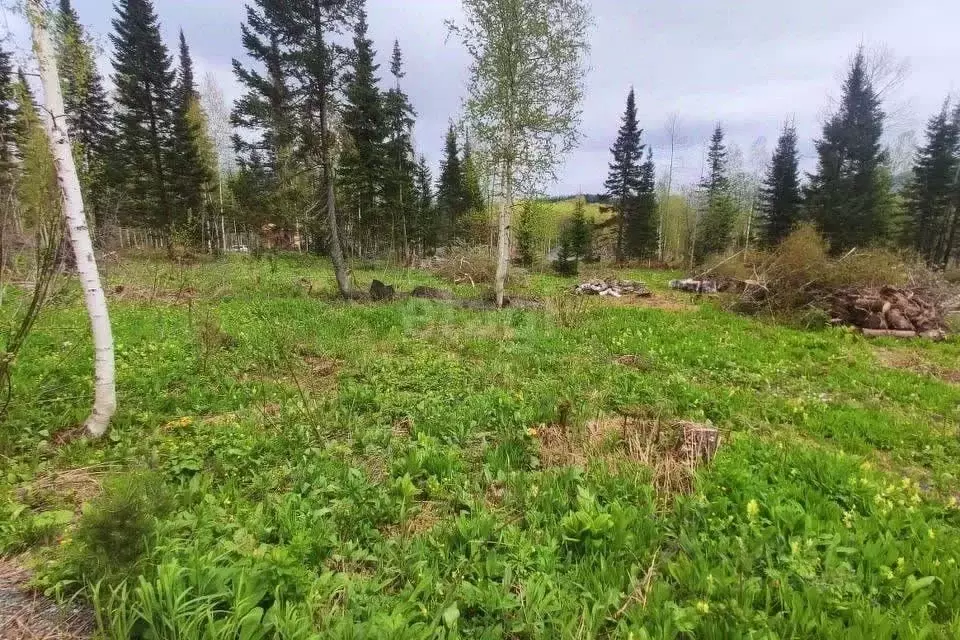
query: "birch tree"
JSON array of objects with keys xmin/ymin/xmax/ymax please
[
  {"xmin": 28, "ymin": 0, "xmax": 116, "ymax": 437},
  {"xmin": 449, "ymin": 0, "xmax": 591, "ymax": 308}
]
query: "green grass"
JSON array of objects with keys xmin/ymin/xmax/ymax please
[{"xmin": 3, "ymin": 253, "xmax": 960, "ymax": 638}]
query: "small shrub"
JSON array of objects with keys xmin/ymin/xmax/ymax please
[
  {"xmin": 547, "ymin": 292, "xmax": 587, "ymax": 328},
  {"xmin": 66, "ymin": 472, "xmax": 171, "ymax": 586}
]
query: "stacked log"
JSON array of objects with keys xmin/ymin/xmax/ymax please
[
  {"xmin": 828, "ymin": 286, "xmax": 945, "ymax": 338},
  {"xmin": 574, "ymin": 279, "xmax": 652, "ymax": 297},
  {"xmin": 669, "ymin": 279, "xmax": 720, "ymax": 294}
]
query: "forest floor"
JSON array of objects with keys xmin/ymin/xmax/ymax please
[{"xmin": 2, "ymin": 253, "xmax": 960, "ymax": 638}]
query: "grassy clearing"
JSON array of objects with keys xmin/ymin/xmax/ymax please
[{"xmin": 3, "ymin": 254, "xmax": 960, "ymax": 638}]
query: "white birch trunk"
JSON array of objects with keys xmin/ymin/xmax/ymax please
[{"xmin": 29, "ymin": 0, "xmax": 116, "ymax": 437}]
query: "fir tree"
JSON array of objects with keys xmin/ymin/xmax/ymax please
[
  {"xmin": 604, "ymin": 88, "xmax": 644, "ymax": 262},
  {"xmin": 437, "ymin": 123, "xmax": 466, "ymax": 242},
  {"xmin": 169, "ymin": 30, "xmax": 211, "ymax": 231},
  {"xmin": 109, "ymin": 0, "xmax": 177, "ymax": 229},
  {"xmin": 413, "ymin": 154, "xmax": 436, "ymax": 252},
  {"xmin": 340, "ymin": 8, "xmax": 385, "ymax": 251},
  {"xmin": 55, "ymin": 0, "xmax": 112, "ymax": 191},
  {"xmin": 806, "ymin": 48, "xmax": 891, "ymax": 251},
  {"xmin": 514, "ymin": 200, "xmax": 539, "ymax": 267},
  {"xmin": 695, "ymin": 124, "xmax": 737, "ymax": 262},
  {"xmin": 626, "ymin": 148, "xmax": 658, "ymax": 259},
  {"xmin": 903, "ymin": 101, "xmax": 959, "ymax": 264},
  {"xmin": 462, "ymin": 133, "xmax": 484, "ymax": 216},
  {"xmin": 231, "ymin": 0, "xmax": 304, "ymax": 228},
  {"xmin": 553, "ymin": 225, "xmax": 577, "ymax": 276},
  {"xmin": 568, "ymin": 197, "xmax": 592, "ymax": 262},
  {"xmin": 382, "ymin": 40, "xmax": 417, "ymax": 257},
  {"xmin": 759, "ymin": 121, "xmax": 802, "ymax": 246},
  {"xmin": 0, "ymin": 47, "xmax": 17, "ymax": 191}
]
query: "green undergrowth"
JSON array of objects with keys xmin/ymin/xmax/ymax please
[{"xmin": 2, "ymin": 254, "xmax": 960, "ymax": 638}]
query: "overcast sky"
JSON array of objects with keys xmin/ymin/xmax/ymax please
[{"xmin": 4, "ymin": 0, "xmax": 960, "ymax": 195}]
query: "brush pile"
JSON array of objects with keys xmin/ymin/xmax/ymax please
[{"xmin": 574, "ymin": 279, "xmax": 651, "ymax": 297}]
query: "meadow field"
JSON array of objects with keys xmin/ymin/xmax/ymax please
[{"xmin": 2, "ymin": 254, "xmax": 960, "ymax": 638}]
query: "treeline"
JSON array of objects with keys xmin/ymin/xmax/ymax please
[
  {"xmin": 2, "ymin": 0, "xmax": 486, "ymax": 264},
  {"xmin": 598, "ymin": 47, "xmax": 960, "ymax": 269}
]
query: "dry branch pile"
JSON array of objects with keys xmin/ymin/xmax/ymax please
[{"xmin": 574, "ymin": 279, "xmax": 651, "ymax": 298}]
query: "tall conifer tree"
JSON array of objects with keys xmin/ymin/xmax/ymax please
[
  {"xmin": 413, "ymin": 154, "xmax": 436, "ymax": 252},
  {"xmin": 340, "ymin": 8, "xmax": 385, "ymax": 250},
  {"xmin": 604, "ymin": 88, "xmax": 644, "ymax": 262},
  {"xmin": 695, "ymin": 124, "xmax": 737, "ymax": 261},
  {"xmin": 170, "ymin": 30, "xmax": 210, "ymax": 230},
  {"xmin": 55, "ymin": 0, "xmax": 113, "ymax": 223},
  {"xmin": 759, "ymin": 121, "xmax": 802, "ymax": 246},
  {"xmin": 109, "ymin": 0, "xmax": 176, "ymax": 229},
  {"xmin": 382, "ymin": 40, "xmax": 417, "ymax": 256},
  {"xmin": 806, "ymin": 48, "xmax": 891, "ymax": 250},
  {"xmin": 437, "ymin": 123, "xmax": 466, "ymax": 243}
]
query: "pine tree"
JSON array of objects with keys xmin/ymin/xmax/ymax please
[
  {"xmin": 382, "ymin": 41, "xmax": 417, "ymax": 257},
  {"xmin": 462, "ymin": 133, "xmax": 484, "ymax": 216},
  {"xmin": 340, "ymin": 8, "xmax": 385, "ymax": 252},
  {"xmin": 759, "ymin": 121, "xmax": 802, "ymax": 246},
  {"xmin": 0, "ymin": 48, "xmax": 17, "ymax": 193},
  {"xmin": 626, "ymin": 148, "xmax": 658, "ymax": 259},
  {"xmin": 231, "ymin": 0, "xmax": 305, "ymax": 229},
  {"xmin": 568, "ymin": 196, "xmax": 592, "ymax": 262},
  {"xmin": 806, "ymin": 48, "xmax": 891, "ymax": 251},
  {"xmin": 55, "ymin": 0, "xmax": 113, "ymax": 227},
  {"xmin": 437, "ymin": 123, "xmax": 466, "ymax": 243},
  {"xmin": 109, "ymin": 0, "xmax": 176, "ymax": 230},
  {"xmin": 604, "ymin": 88, "xmax": 644, "ymax": 262},
  {"xmin": 553, "ymin": 225, "xmax": 577, "ymax": 276},
  {"xmin": 944, "ymin": 104, "xmax": 960, "ymax": 267},
  {"xmin": 514, "ymin": 200, "xmax": 539, "ymax": 267},
  {"xmin": 169, "ymin": 30, "xmax": 211, "ymax": 232},
  {"xmin": 903, "ymin": 101, "xmax": 959, "ymax": 264},
  {"xmin": 695, "ymin": 124, "xmax": 738, "ymax": 262},
  {"xmin": 413, "ymin": 154, "xmax": 436, "ymax": 252}
]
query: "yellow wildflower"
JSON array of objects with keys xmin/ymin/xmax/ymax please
[
  {"xmin": 746, "ymin": 499, "xmax": 760, "ymax": 521},
  {"xmin": 696, "ymin": 601, "xmax": 711, "ymax": 614}
]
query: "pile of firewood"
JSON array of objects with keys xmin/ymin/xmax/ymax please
[
  {"xmin": 828, "ymin": 286, "xmax": 946, "ymax": 338},
  {"xmin": 574, "ymin": 279, "xmax": 651, "ymax": 297}
]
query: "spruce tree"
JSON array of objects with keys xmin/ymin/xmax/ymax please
[
  {"xmin": 944, "ymin": 104, "xmax": 960, "ymax": 267},
  {"xmin": 382, "ymin": 41, "xmax": 417, "ymax": 257},
  {"xmin": 231, "ymin": 0, "xmax": 305, "ymax": 229},
  {"xmin": 806, "ymin": 48, "xmax": 891, "ymax": 251},
  {"xmin": 413, "ymin": 154, "xmax": 436, "ymax": 252},
  {"xmin": 169, "ymin": 30, "xmax": 211, "ymax": 232},
  {"xmin": 903, "ymin": 101, "xmax": 959, "ymax": 264},
  {"xmin": 437, "ymin": 123, "xmax": 466, "ymax": 243},
  {"xmin": 568, "ymin": 197, "xmax": 592, "ymax": 262},
  {"xmin": 604, "ymin": 88, "xmax": 644, "ymax": 262},
  {"xmin": 626, "ymin": 148, "xmax": 658, "ymax": 259},
  {"xmin": 0, "ymin": 48, "xmax": 17, "ymax": 192},
  {"xmin": 109, "ymin": 0, "xmax": 176, "ymax": 230},
  {"xmin": 462, "ymin": 133, "xmax": 484, "ymax": 216},
  {"xmin": 514, "ymin": 200, "xmax": 539, "ymax": 266},
  {"xmin": 55, "ymin": 0, "xmax": 112, "ymax": 213},
  {"xmin": 340, "ymin": 8, "xmax": 385, "ymax": 251},
  {"xmin": 759, "ymin": 121, "xmax": 802, "ymax": 246},
  {"xmin": 695, "ymin": 124, "xmax": 737, "ymax": 262}
]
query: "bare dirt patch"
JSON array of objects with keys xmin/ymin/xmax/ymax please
[
  {"xmin": 614, "ymin": 354, "xmax": 655, "ymax": 372},
  {"xmin": 532, "ymin": 411, "xmax": 721, "ymax": 497},
  {"xmin": 0, "ymin": 558, "xmax": 94, "ymax": 640},
  {"xmin": 874, "ymin": 348, "xmax": 960, "ymax": 385}
]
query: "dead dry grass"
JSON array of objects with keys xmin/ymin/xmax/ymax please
[
  {"xmin": 874, "ymin": 348, "xmax": 960, "ymax": 385},
  {"xmin": 0, "ymin": 558, "xmax": 93, "ymax": 640},
  {"xmin": 533, "ymin": 411, "xmax": 721, "ymax": 498},
  {"xmin": 19, "ymin": 465, "xmax": 115, "ymax": 514}
]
